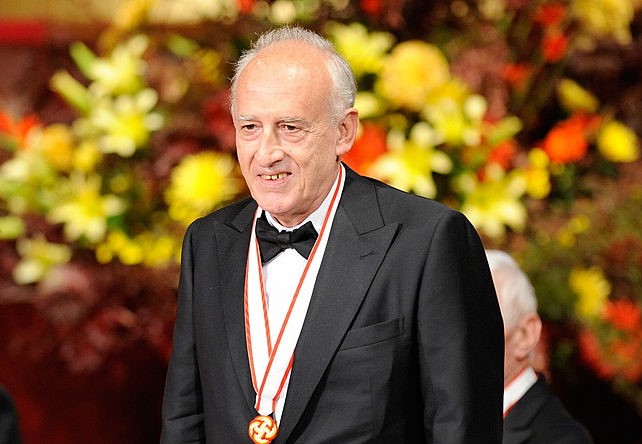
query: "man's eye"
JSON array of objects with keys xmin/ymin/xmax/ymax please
[
  {"xmin": 280, "ymin": 124, "xmax": 300, "ymax": 132},
  {"xmin": 241, "ymin": 124, "xmax": 257, "ymax": 131}
]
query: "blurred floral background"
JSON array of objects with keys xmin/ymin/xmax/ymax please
[{"xmin": 0, "ymin": 0, "xmax": 641, "ymax": 442}]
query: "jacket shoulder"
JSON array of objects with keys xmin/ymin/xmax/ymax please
[
  {"xmin": 186, "ymin": 196, "xmax": 254, "ymax": 230},
  {"xmin": 515, "ymin": 379, "xmax": 594, "ymax": 444}
]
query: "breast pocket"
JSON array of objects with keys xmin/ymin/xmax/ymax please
[{"xmin": 339, "ymin": 317, "xmax": 404, "ymax": 351}]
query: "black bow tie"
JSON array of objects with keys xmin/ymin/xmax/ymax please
[{"xmin": 255, "ymin": 214, "xmax": 318, "ymax": 264}]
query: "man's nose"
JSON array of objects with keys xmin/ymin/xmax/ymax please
[{"xmin": 256, "ymin": 129, "xmax": 285, "ymax": 165}]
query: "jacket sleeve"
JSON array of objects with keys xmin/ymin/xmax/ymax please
[
  {"xmin": 418, "ymin": 210, "xmax": 504, "ymax": 443},
  {"xmin": 160, "ymin": 224, "xmax": 206, "ymax": 444}
]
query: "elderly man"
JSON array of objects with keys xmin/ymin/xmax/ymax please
[
  {"xmin": 160, "ymin": 26, "xmax": 504, "ymax": 444},
  {"xmin": 486, "ymin": 249, "xmax": 593, "ymax": 444}
]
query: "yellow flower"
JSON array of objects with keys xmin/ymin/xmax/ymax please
[
  {"xmin": 97, "ymin": 230, "xmax": 129, "ymax": 264},
  {"xmin": 33, "ymin": 124, "xmax": 74, "ymax": 172},
  {"xmin": 376, "ymin": 40, "xmax": 451, "ymax": 111},
  {"xmin": 597, "ymin": 120, "xmax": 640, "ymax": 163},
  {"xmin": 98, "ymin": 230, "xmax": 178, "ymax": 267},
  {"xmin": 0, "ymin": 216, "xmax": 25, "ymax": 240},
  {"xmin": 118, "ymin": 238, "xmax": 145, "ymax": 265},
  {"xmin": 326, "ymin": 22, "xmax": 395, "ymax": 78},
  {"xmin": 557, "ymin": 214, "xmax": 591, "ymax": 248},
  {"xmin": 71, "ymin": 35, "xmax": 148, "ymax": 96},
  {"xmin": 50, "ymin": 70, "xmax": 93, "ymax": 114},
  {"xmin": 571, "ymin": 0, "xmax": 635, "ymax": 45},
  {"xmin": 367, "ymin": 122, "xmax": 453, "ymax": 198},
  {"xmin": 165, "ymin": 151, "xmax": 243, "ymax": 226},
  {"xmin": 137, "ymin": 232, "xmax": 178, "ymax": 267},
  {"xmin": 570, "ymin": 266, "xmax": 611, "ymax": 321},
  {"xmin": 455, "ymin": 165, "xmax": 527, "ymax": 239},
  {"xmin": 87, "ymin": 89, "xmax": 164, "ymax": 157},
  {"xmin": 557, "ymin": 78, "xmax": 599, "ymax": 114},
  {"xmin": 525, "ymin": 148, "xmax": 551, "ymax": 199},
  {"xmin": 72, "ymin": 140, "xmax": 103, "ymax": 173},
  {"xmin": 423, "ymin": 77, "xmax": 471, "ymax": 109},
  {"xmin": 48, "ymin": 173, "xmax": 125, "ymax": 243},
  {"xmin": 422, "ymin": 91, "xmax": 487, "ymax": 147},
  {"xmin": 0, "ymin": 142, "xmax": 58, "ymax": 213},
  {"xmin": 354, "ymin": 92, "xmax": 386, "ymax": 119},
  {"xmin": 13, "ymin": 236, "xmax": 72, "ymax": 284}
]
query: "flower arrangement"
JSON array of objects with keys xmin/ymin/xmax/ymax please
[
  {"xmin": 0, "ymin": 0, "xmax": 641, "ymax": 414},
  {"xmin": 517, "ymin": 161, "xmax": 642, "ymax": 413},
  {"xmin": 0, "ymin": 30, "xmax": 244, "ymax": 371}
]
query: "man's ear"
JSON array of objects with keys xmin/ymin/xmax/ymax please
[
  {"xmin": 512, "ymin": 313, "xmax": 542, "ymax": 360},
  {"xmin": 336, "ymin": 108, "xmax": 359, "ymax": 157}
]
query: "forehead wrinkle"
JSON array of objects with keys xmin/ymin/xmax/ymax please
[{"xmin": 281, "ymin": 117, "xmax": 309, "ymax": 125}]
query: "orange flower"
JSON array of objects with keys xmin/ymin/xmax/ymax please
[
  {"xmin": 237, "ymin": 0, "xmax": 255, "ymax": 14},
  {"xmin": 502, "ymin": 63, "xmax": 532, "ymax": 91},
  {"xmin": 578, "ymin": 329, "xmax": 616, "ymax": 379},
  {"xmin": 0, "ymin": 111, "xmax": 41, "ymax": 147},
  {"xmin": 535, "ymin": 4, "xmax": 567, "ymax": 27},
  {"xmin": 579, "ymin": 299, "xmax": 642, "ymax": 383},
  {"xmin": 541, "ymin": 114, "xmax": 600, "ymax": 163},
  {"xmin": 611, "ymin": 339, "xmax": 642, "ymax": 381},
  {"xmin": 343, "ymin": 122, "xmax": 388, "ymax": 175},
  {"xmin": 542, "ymin": 32, "xmax": 569, "ymax": 63}
]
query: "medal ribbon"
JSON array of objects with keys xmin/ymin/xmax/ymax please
[{"xmin": 244, "ymin": 166, "xmax": 344, "ymax": 417}]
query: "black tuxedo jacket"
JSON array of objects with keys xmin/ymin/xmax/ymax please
[
  {"xmin": 161, "ymin": 166, "xmax": 504, "ymax": 443},
  {"xmin": 0, "ymin": 386, "xmax": 21, "ymax": 444},
  {"xmin": 503, "ymin": 377, "xmax": 593, "ymax": 444}
]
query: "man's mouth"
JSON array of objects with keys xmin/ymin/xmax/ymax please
[{"xmin": 261, "ymin": 173, "xmax": 289, "ymax": 180}]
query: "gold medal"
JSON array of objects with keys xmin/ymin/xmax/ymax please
[{"xmin": 248, "ymin": 415, "xmax": 278, "ymax": 444}]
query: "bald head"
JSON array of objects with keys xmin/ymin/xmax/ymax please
[
  {"xmin": 229, "ymin": 26, "xmax": 356, "ymax": 124},
  {"xmin": 485, "ymin": 249, "xmax": 538, "ymax": 331},
  {"xmin": 486, "ymin": 250, "xmax": 542, "ymax": 384}
]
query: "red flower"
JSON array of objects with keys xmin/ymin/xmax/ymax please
[
  {"xmin": 360, "ymin": 0, "xmax": 385, "ymax": 17},
  {"xmin": 605, "ymin": 299, "xmax": 642, "ymax": 333},
  {"xmin": 541, "ymin": 114, "xmax": 600, "ymax": 163},
  {"xmin": 343, "ymin": 122, "xmax": 387, "ymax": 175},
  {"xmin": 488, "ymin": 139, "xmax": 518, "ymax": 170},
  {"xmin": 535, "ymin": 4, "xmax": 567, "ymax": 27},
  {"xmin": 542, "ymin": 32, "xmax": 569, "ymax": 63}
]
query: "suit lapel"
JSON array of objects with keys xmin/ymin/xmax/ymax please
[
  {"xmin": 277, "ymin": 168, "xmax": 399, "ymax": 442},
  {"xmin": 216, "ymin": 200, "xmax": 258, "ymax": 413}
]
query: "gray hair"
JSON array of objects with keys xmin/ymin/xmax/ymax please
[
  {"xmin": 485, "ymin": 249, "xmax": 538, "ymax": 330},
  {"xmin": 229, "ymin": 26, "xmax": 357, "ymax": 123}
]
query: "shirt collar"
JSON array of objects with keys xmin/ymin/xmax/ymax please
[{"xmin": 503, "ymin": 366, "xmax": 538, "ymax": 416}]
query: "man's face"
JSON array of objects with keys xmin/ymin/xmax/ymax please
[{"xmin": 233, "ymin": 42, "xmax": 354, "ymax": 227}]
